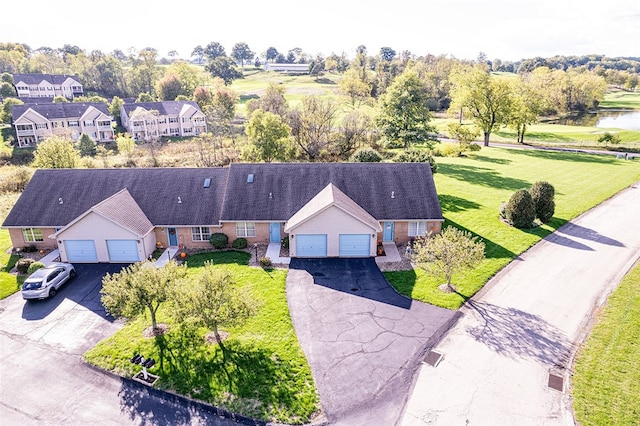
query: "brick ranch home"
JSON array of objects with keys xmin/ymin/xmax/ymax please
[{"xmin": 2, "ymin": 163, "xmax": 443, "ymax": 263}]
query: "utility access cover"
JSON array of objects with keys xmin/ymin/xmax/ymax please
[
  {"xmin": 548, "ymin": 372, "xmax": 564, "ymax": 392},
  {"xmin": 423, "ymin": 350, "xmax": 443, "ymax": 367}
]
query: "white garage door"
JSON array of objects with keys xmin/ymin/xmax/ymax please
[
  {"xmin": 339, "ymin": 234, "xmax": 371, "ymax": 257},
  {"xmin": 296, "ymin": 234, "xmax": 327, "ymax": 257},
  {"xmin": 107, "ymin": 240, "xmax": 139, "ymax": 263},
  {"xmin": 64, "ymin": 240, "xmax": 98, "ymax": 263}
]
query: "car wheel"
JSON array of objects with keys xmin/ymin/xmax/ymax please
[
  {"xmin": 49, "ymin": 288, "xmax": 56, "ymax": 298},
  {"xmin": 69, "ymin": 270, "xmax": 76, "ymax": 279}
]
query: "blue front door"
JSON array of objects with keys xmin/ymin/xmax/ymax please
[
  {"xmin": 270, "ymin": 223, "xmax": 280, "ymax": 243},
  {"xmin": 383, "ymin": 222, "xmax": 395, "ymax": 242},
  {"xmin": 168, "ymin": 228, "xmax": 178, "ymax": 246}
]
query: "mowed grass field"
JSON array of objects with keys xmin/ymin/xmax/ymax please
[
  {"xmin": 572, "ymin": 260, "xmax": 640, "ymax": 425},
  {"xmin": 385, "ymin": 146, "xmax": 640, "ymax": 309}
]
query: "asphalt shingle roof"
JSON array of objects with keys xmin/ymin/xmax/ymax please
[
  {"xmin": 3, "ymin": 163, "xmax": 442, "ymax": 229},
  {"xmin": 11, "ymin": 102, "xmax": 110, "ymax": 121},
  {"xmin": 12, "ymin": 74, "xmax": 80, "ymax": 85},
  {"xmin": 221, "ymin": 162, "xmax": 443, "ymax": 221},
  {"xmin": 3, "ymin": 168, "xmax": 229, "ymax": 228},
  {"xmin": 121, "ymin": 101, "xmax": 201, "ymax": 117}
]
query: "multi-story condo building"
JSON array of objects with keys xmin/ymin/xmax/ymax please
[
  {"xmin": 12, "ymin": 102, "xmax": 114, "ymax": 147},
  {"xmin": 120, "ymin": 101, "xmax": 207, "ymax": 141},
  {"xmin": 12, "ymin": 74, "xmax": 84, "ymax": 99}
]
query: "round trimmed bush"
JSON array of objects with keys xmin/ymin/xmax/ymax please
[
  {"xmin": 16, "ymin": 258, "xmax": 35, "ymax": 274},
  {"xmin": 530, "ymin": 181, "xmax": 555, "ymax": 223},
  {"xmin": 27, "ymin": 261, "xmax": 45, "ymax": 274},
  {"xmin": 209, "ymin": 232, "xmax": 229, "ymax": 249},
  {"xmin": 259, "ymin": 256, "xmax": 272, "ymax": 267},
  {"xmin": 232, "ymin": 238, "xmax": 248, "ymax": 249},
  {"xmin": 505, "ymin": 189, "xmax": 536, "ymax": 228}
]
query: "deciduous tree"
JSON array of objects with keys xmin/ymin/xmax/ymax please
[
  {"xmin": 287, "ymin": 96, "xmax": 337, "ymax": 161},
  {"xmin": 31, "ymin": 136, "xmax": 80, "ymax": 169},
  {"xmin": 449, "ymin": 66, "xmax": 512, "ymax": 146},
  {"xmin": 376, "ymin": 68, "xmax": 437, "ymax": 149},
  {"xmin": 338, "ymin": 69, "xmax": 372, "ymax": 108},
  {"xmin": 245, "ymin": 109, "xmax": 291, "ymax": 162},
  {"xmin": 411, "ymin": 226, "xmax": 485, "ymax": 292},
  {"xmin": 231, "ymin": 42, "xmax": 254, "ymax": 68},
  {"xmin": 172, "ymin": 264, "xmax": 257, "ymax": 349},
  {"xmin": 205, "ymin": 56, "xmax": 242, "ymax": 85},
  {"xmin": 101, "ymin": 260, "xmax": 187, "ymax": 332}
]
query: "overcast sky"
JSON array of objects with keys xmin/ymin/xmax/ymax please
[{"xmin": 2, "ymin": 0, "xmax": 638, "ymax": 61}]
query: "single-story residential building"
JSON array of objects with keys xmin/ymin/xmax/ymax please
[
  {"xmin": 2, "ymin": 163, "xmax": 443, "ymax": 262},
  {"xmin": 12, "ymin": 74, "xmax": 83, "ymax": 99},
  {"xmin": 11, "ymin": 102, "xmax": 115, "ymax": 147},
  {"xmin": 120, "ymin": 101, "xmax": 207, "ymax": 141}
]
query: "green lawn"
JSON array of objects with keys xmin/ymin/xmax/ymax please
[
  {"xmin": 385, "ymin": 147, "xmax": 640, "ymax": 309},
  {"xmin": 84, "ymin": 251, "xmax": 319, "ymax": 424},
  {"xmin": 434, "ymin": 117, "xmax": 640, "ymax": 146},
  {"xmin": 0, "ymin": 229, "xmax": 21, "ymax": 299},
  {"xmin": 572, "ymin": 260, "xmax": 640, "ymax": 425},
  {"xmin": 599, "ymin": 90, "xmax": 640, "ymax": 109}
]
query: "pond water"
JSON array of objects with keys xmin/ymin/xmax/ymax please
[{"xmin": 553, "ymin": 110, "xmax": 640, "ymax": 130}]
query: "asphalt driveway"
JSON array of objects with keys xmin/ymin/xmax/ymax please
[
  {"xmin": 0, "ymin": 263, "xmax": 239, "ymax": 425},
  {"xmin": 287, "ymin": 258, "xmax": 459, "ymax": 425}
]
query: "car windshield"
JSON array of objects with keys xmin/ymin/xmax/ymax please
[{"xmin": 23, "ymin": 280, "xmax": 44, "ymax": 290}]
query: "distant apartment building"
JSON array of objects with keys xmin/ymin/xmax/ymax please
[
  {"xmin": 264, "ymin": 63, "xmax": 310, "ymax": 74},
  {"xmin": 12, "ymin": 74, "xmax": 84, "ymax": 99},
  {"xmin": 12, "ymin": 102, "xmax": 114, "ymax": 147},
  {"xmin": 120, "ymin": 101, "xmax": 207, "ymax": 141}
]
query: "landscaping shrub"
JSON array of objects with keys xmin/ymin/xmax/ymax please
[
  {"xmin": 27, "ymin": 261, "xmax": 45, "ymax": 274},
  {"xmin": 16, "ymin": 258, "xmax": 35, "ymax": 274},
  {"xmin": 505, "ymin": 189, "xmax": 536, "ymax": 228},
  {"xmin": 349, "ymin": 147, "xmax": 382, "ymax": 162},
  {"xmin": 0, "ymin": 167, "xmax": 32, "ymax": 194},
  {"xmin": 393, "ymin": 149, "xmax": 438, "ymax": 173},
  {"xmin": 281, "ymin": 236, "xmax": 289, "ymax": 249},
  {"xmin": 468, "ymin": 143, "xmax": 481, "ymax": 152},
  {"xmin": 530, "ymin": 181, "xmax": 556, "ymax": 223},
  {"xmin": 209, "ymin": 232, "xmax": 229, "ymax": 249},
  {"xmin": 232, "ymin": 237, "xmax": 247, "ymax": 249},
  {"xmin": 259, "ymin": 256, "xmax": 272, "ymax": 267},
  {"xmin": 436, "ymin": 143, "xmax": 462, "ymax": 157}
]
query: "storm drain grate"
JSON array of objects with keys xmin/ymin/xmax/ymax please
[
  {"xmin": 548, "ymin": 372, "xmax": 564, "ymax": 392},
  {"xmin": 423, "ymin": 350, "xmax": 443, "ymax": 367}
]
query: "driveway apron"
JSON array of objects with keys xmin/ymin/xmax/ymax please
[{"xmin": 287, "ymin": 258, "xmax": 459, "ymax": 425}]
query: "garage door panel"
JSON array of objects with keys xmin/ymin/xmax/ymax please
[
  {"xmin": 339, "ymin": 234, "xmax": 371, "ymax": 257},
  {"xmin": 296, "ymin": 234, "xmax": 327, "ymax": 257},
  {"xmin": 64, "ymin": 240, "xmax": 98, "ymax": 263},
  {"xmin": 107, "ymin": 240, "xmax": 139, "ymax": 263}
]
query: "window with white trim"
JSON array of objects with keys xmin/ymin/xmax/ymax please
[
  {"xmin": 236, "ymin": 222, "xmax": 256, "ymax": 237},
  {"xmin": 408, "ymin": 221, "xmax": 427, "ymax": 237},
  {"xmin": 22, "ymin": 228, "xmax": 44, "ymax": 242},
  {"xmin": 191, "ymin": 226, "xmax": 211, "ymax": 241}
]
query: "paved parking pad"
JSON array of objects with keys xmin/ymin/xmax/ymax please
[{"xmin": 287, "ymin": 258, "xmax": 459, "ymax": 425}]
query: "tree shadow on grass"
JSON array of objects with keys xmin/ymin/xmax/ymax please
[
  {"xmin": 438, "ymin": 163, "xmax": 531, "ymax": 191},
  {"xmin": 149, "ymin": 327, "xmax": 312, "ymax": 423},
  {"xmin": 444, "ymin": 219, "xmax": 516, "ymax": 261},
  {"xmin": 438, "ymin": 194, "xmax": 481, "ymax": 213},
  {"xmin": 468, "ymin": 154, "xmax": 512, "ymax": 165},
  {"xmin": 506, "ymin": 148, "xmax": 621, "ymax": 164},
  {"xmin": 314, "ymin": 77, "xmax": 336, "ymax": 85},
  {"xmin": 466, "ymin": 300, "xmax": 573, "ymax": 368}
]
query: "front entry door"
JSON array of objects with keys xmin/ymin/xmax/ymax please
[
  {"xmin": 270, "ymin": 223, "xmax": 281, "ymax": 243},
  {"xmin": 383, "ymin": 222, "xmax": 395, "ymax": 242},
  {"xmin": 382, "ymin": 222, "xmax": 394, "ymax": 241},
  {"xmin": 168, "ymin": 228, "xmax": 178, "ymax": 246}
]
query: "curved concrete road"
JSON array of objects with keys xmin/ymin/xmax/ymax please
[
  {"xmin": 287, "ymin": 258, "xmax": 459, "ymax": 425},
  {"xmin": 402, "ymin": 182, "xmax": 640, "ymax": 425}
]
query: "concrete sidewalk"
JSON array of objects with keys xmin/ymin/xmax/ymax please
[{"xmin": 402, "ymin": 182, "xmax": 640, "ymax": 425}]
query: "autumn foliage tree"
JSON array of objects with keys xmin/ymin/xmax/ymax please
[{"xmin": 411, "ymin": 226, "xmax": 485, "ymax": 293}]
